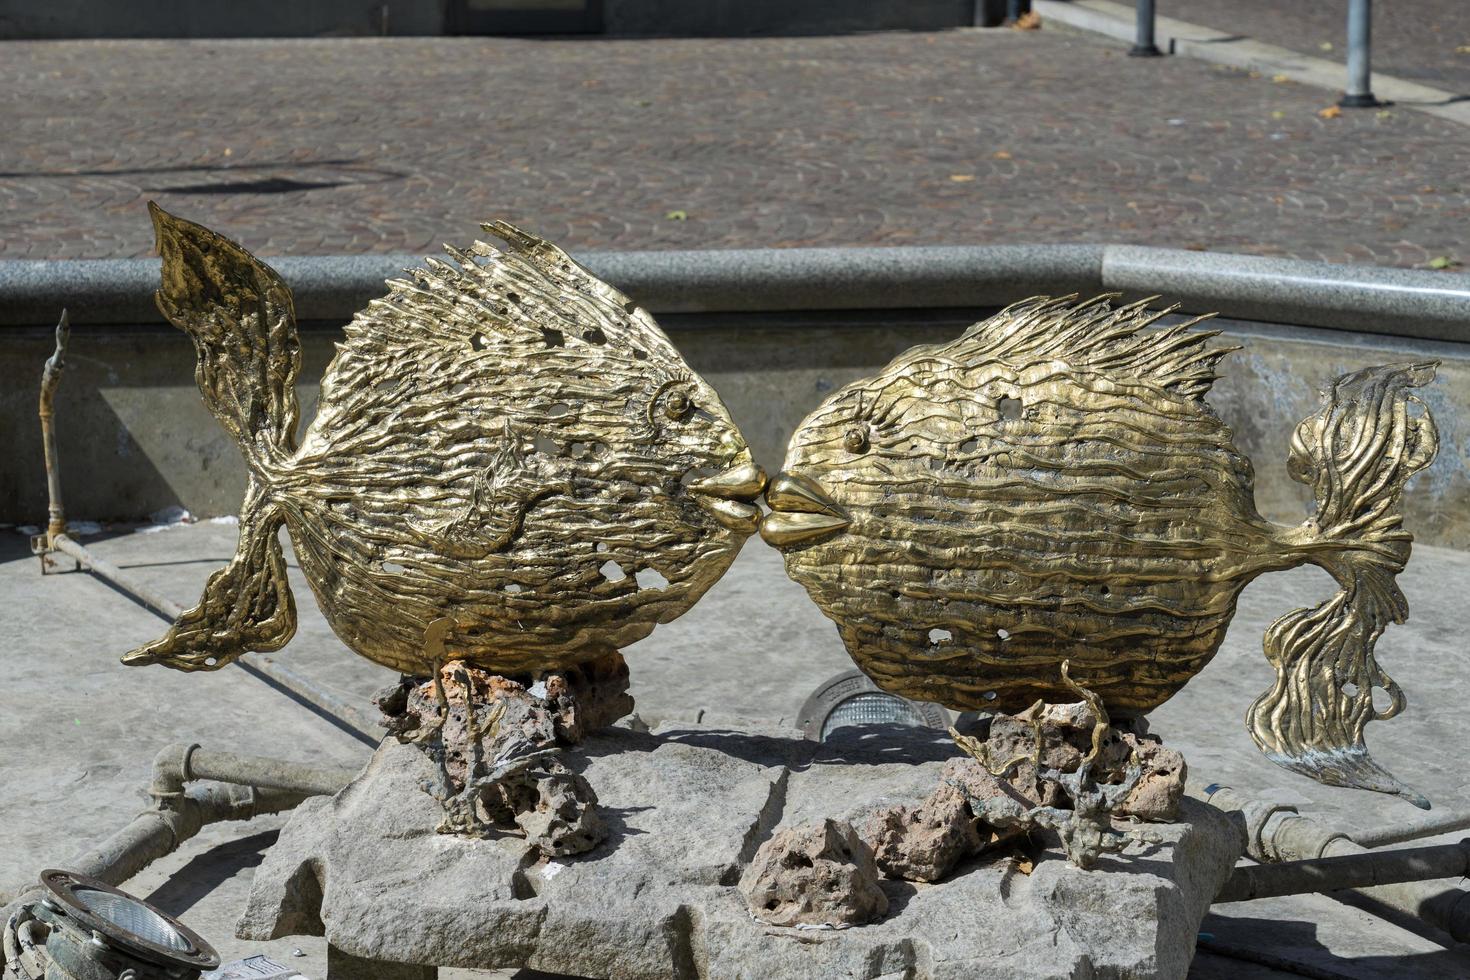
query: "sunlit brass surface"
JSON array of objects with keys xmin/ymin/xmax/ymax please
[
  {"xmin": 766, "ymin": 294, "xmax": 1438, "ymax": 805},
  {"xmin": 124, "ymin": 204, "xmax": 762, "ymax": 678}
]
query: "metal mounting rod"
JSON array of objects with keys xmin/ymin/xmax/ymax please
[
  {"xmin": 1339, "ymin": 0, "xmax": 1379, "ymax": 108},
  {"xmin": 1130, "ymin": 0, "xmax": 1163, "ymax": 57},
  {"xmin": 37, "ymin": 311, "xmax": 68, "ymax": 548}
]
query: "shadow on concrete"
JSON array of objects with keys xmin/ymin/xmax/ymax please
[
  {"xmin": 144, "ymin": 828, "xmax": 280, "ymax": 918},
  {"xmin": 1199, "ymin": 912, "xmax": 1470, "ymax": 977}
]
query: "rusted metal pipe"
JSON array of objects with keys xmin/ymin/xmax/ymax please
[
  {"xmin": 37, "ymin": 310, "xmax": 68, "ymax": 547},
  {"xmin": 173, "ymin": 743, "xmax": 360, "ymax": 798},
  {"xmin": 1200, "ymin": 784, "xmax": 1470, "ymax": 942},
  {"xmin": 62, "ymin": 783, "xmax": 313, "ymax": 891}
]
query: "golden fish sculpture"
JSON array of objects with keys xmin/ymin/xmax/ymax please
[
  {"xmin": 763, "ymin": 295, "xmax": 1438, "ymax": 807},
  {"xmin": 124, "ymin": 204, "xmax": 764, "ymax": 678}
]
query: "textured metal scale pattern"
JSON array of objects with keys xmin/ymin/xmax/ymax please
[{"xmin": 765, "ymin": 294, "xmax": 1439, "ymax": 805}]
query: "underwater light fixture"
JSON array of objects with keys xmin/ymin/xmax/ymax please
[{"xmin": 2, "ymin": 869, "xmax": 219, "ymax": 980}]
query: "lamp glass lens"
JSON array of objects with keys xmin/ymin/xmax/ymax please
[
  {"xmin": 820, "ymin": 692, "xmax": 925, "ymax": 740},
  {"xmin": 71, "ymin": 888, "xmax": 192, "ymax": 951}
]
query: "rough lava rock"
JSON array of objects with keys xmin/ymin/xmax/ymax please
[
  {"xmin": 862, "ymin": 781, "xmax": 983, "ymax": 883},
  {"xmin": 740, "ymin": 818, "xmax": 888, "ymax": 926},
  {"xmin": 370, "ymin": 653, "xmax": 631, "ymax": 853},
  {"xmin": 503, "ymin": 763, "xmax": 605, "ymax": 857},
  {"xmin": 1115, "ymin": 734, "xmax": 1187, "ymax": 821}
]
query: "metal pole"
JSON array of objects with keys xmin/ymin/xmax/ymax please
[
  {"xmin": 1351, "ymin": 809, "xmax": 1470, "ymax": 849},
  {"xmin": 1200, "ymin": 785, "xmax": 1470, "ymax": 942},
  {"xmin": 1339, "ymin": 0, "xmax": 1378, "ymax": 107},
  {"xmin": 1215, "ymin": 840, "xmax": 1470, "ymax": 903},
  {"xmin": 1130, "ymin": 0, "xmax": 1163, "ymax": 57},
  {"xmin": 37, "ymin": 312, "xmax": 69, "ymax": 548}
]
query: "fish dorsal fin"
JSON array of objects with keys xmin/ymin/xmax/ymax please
[
  {"xmin": 960, "ymin": 294, "xmax": 1235, "ymax": 400},
  {"xmin": 307, "ymin": 222, "xmax": 692, "ymax": 446},
  {"xmin": 342, "ymin": 221, "xmax": 682, "ymax": 369}
]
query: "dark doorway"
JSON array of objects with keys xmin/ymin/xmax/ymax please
[{"xmin": 448, "ymin": 0, "xmax": 604, "ymax": 34}]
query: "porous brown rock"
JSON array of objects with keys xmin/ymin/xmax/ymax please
[
  {"xmin": 372, "ymin": 653, "xmax": 631, "ymax": 847},
  {"xmin": 740, "ymin": 819, "xmax": 889, "ymax": 927},
  {"xmin": 373, "ymin": 652, "xmax": 633, "ymax": 790},
  {"xmin": 502, "ymin": 764, "xmax": 606, "ymax": 857},
  {"xmin": 862, "ymin": 781, "xmax": 983, "ymax": 883},
  {"xmin": 1114, "ymin": 734, "xmax": 1187, "ymax": 821},
  {"xmin": 959, "ymin": 701, "xmax": 1187, "ymax": 821}
]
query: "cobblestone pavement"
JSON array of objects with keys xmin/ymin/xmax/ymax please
[
  {"xmin": 2, "ymin": 25, "xmax": 1469, "ymax": 266},
  {"xmin": 1160, "ymin": 0, "xmax": 1470, "ymax": 94}
]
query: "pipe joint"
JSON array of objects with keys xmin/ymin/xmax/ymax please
[{"xmin": 148, "ymin": 742, "xmax": 198, "ymax": 805}]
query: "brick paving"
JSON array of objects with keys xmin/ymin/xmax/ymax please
[
  {"xmin": 1161, "ymin": 0, "xmax": 1470, "ymax": 94},
  {"xmin": 1, "ymin": 25, "xmax": 1468, "ymax": 266}
]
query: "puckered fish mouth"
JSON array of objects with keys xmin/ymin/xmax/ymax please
[
  {"xmin": 689, "ymin": 460, "xmax": 767, "ymax": 534},
  {"xmin": 760, "ymin": 471, "xmax": 851, "ymax": 548}
]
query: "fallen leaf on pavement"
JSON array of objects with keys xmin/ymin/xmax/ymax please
[
  {"xmin": 1272, "ymin": 74, "xmax": 1290, "ymax": 83},
  {"xmin": 1319, "ymin": 41, "xmax": 1334, "ymax": 52},
  {"xmin": 664, "ymin": 210, "xmax": 688, "ymax": 221},
  {"xmin": 1318, "ymin": 105, "xmax": 1342, "ymax": 119},
  {"xmin": 992, "ymin": 150, "xmax": 1012, "ymax": 160},
  {"xmin": 1428, "ymin": 255, "xmax": 1461, "ymax": 270},
  {"xmin": 1014, "ymin": 11, "xmax": 1041, "ymax": 29},
  {"xmin": 949, "ymin": 174, "xmax": 976, "ymax": 182}
]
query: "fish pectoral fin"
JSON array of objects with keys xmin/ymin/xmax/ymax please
[{"xmin": 122, "ymin": 506, "xmax": 297, "ymax": 672}]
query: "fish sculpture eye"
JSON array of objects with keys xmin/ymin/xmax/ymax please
[
  {"xmin": 663, "ymin": 388, "xmax": 693, "ymax": 421},
  {"xmin": 843, "ymin": 426, "xmax": 870, "ymax": 454}
]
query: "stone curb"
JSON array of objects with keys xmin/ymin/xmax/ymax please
[
  {"xmin": 1034, "ymin": 0, "xmax": 1470, "ymax": 129},
  {"xmin": 4, "ymin": 243, "xmax": 1470, "ymax": 342}
]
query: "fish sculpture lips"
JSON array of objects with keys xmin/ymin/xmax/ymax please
[
  {"xmin": 688, "ymin": 460, "xmax": 768, "ymax": 534},
  {"xmin": 759, "ymin": 471, "xmax": 851, "ymax": 547}
]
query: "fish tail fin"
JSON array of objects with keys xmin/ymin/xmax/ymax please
[
  {"xmin": 122, "ymin": 482, "xmax": 296, "ymax": 671},
  {"xmin": 122, "ymin": 204, "xmax": 304, "ymax": 672},
  {"xmin": 1249, "ymin": 361, "xmax": 1439, "ymax": 807}
]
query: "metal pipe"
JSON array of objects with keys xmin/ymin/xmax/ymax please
[
  {"xmin": 37, "ymin": 311, "xmax": 68, "ymax": 546},
  {"xmin": 1129, "ymin": 0, "xmax": 1162, "ymax": 57},
  {"xmin": 1216, "ymin": 840, "xmax": 1470, "ymax": 903},
  {"xmin": 1339, "ymin": 0, "xmax": 1378, "ymax": 107},
  {"xmin": 2, "ymin": 742, "xmax": 356, "ymax": 919},
  {"xmin": 63, "ymin": 783, "xmax": 311, "ymax": 890},
  {"xmin": 1351, "ymin": 809, "xmax": 1470, "ymax": 848},
  {"xmin": 1200, "ymin": 784, "xmax": 1470, "ymax": 942},
  {"xmin": 185, "ymin": 746, "xmax": 360, "ymax": 797}
]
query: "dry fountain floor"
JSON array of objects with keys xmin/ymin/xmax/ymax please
[{"xmin": 3, "ymin": 521, "xmax": 1470, "ymax": 978}]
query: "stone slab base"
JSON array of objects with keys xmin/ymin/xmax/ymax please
[{"xmin": 238, "ymin": 723, "xmax": 1243, "ymax": 979}]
